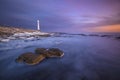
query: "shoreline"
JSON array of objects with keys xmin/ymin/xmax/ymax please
[
  {"xmin": 0, "ymin": 26, "xmax": 120, "ymax": 42},
  {"xmin": 0, "ymin": 26, "xmax": 53, "ymax": 42}
]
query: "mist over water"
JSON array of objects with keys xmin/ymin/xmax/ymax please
[{"xmin": 0, "ymin": 33, "xmax": 120, "ymax": 80}]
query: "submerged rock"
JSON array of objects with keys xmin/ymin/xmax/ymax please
[{"xmin": 16, "ymin": 48, "xmax": 64, "ymax": 65}]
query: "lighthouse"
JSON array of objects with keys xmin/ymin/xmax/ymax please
[{"xmin": 37, "ymin": 20, "xmax": 40, "ymax": 31}]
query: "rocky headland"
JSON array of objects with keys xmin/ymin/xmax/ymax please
[{"xmin": 0, "ymin": 26, "xmax": 52, "ymax": 42}]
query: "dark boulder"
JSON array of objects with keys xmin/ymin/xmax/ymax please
[
  {"xmin": 116, "ymin": 37, "xmax": 120, "ymax": 40},
  {"xmin": 15, "ymin": 52, "xmax": 33, "ymax": 63},
  {"xmin": 35, "ymin": 48, "xmax": 47, "ymax": 54},
  {"xmin": 35, "ymin": 48, "xmax": 64, "ymax": 58},
  {"xmin": 89, "ymin": 34, "xmax": 99, "ymax": 36},
  {"xmin": 46, "ymin": 48, "xmax": 64, "ymax": 57},
  {"xmin": 16, "ymin": 52, "xmax": 46, "ymax": 65},
  {"xmin": 16, "ymin": 48, "xmax": 64, "ymax": 65}
]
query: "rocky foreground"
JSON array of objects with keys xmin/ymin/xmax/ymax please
[
  {"xmin": 0, "ymin": 26, "xmax": 53, "ymax": 42},
  {"xmin": 16, "ymin": 48, "xmax": 64, "ymax": 65}
]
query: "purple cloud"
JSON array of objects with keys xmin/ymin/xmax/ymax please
[{"xmin": 0, "ymin": 0, "xmax": 120, "ymax": 33}]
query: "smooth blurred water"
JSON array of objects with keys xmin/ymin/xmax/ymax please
[{"xmin": 0, "ymin": 34, "xmax": 120, "ymax": 80}]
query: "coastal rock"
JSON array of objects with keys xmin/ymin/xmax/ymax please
[
  {"xmin": 35, "ymin": 48, "xmax": 47, "ymax": 54},
  {"xmin": 16, "ymin": 48, "xmax": 64, "ymax": 65},
  {"xmin": 46, "ymin": 48, "xmax": 64, "ymax": 57},
  {"xmin": 115, "ymin": 36, "xmax": 120, "ymax": 40},
  {"xmin": 89, "ymin": 34, "xmax": 99, "ymax": 36},
  {"xmin": 16, "ymin": 52, "xmax": 46, "ymax": 65},
  {"xmin": 79, "ymin": 34, "xmax": 87, "ymax": 36},
  {"xmin": 35, "ymin": 48, "xmax": 64, "ymax": 57},
  {"xmin": 100, "ymin": 35, "xmax": 112, "ymax": 37}
]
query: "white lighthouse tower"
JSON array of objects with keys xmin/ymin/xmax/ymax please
[{"xmin": 37, "ymin": 20, "xmax": 40, "ymax": 31}]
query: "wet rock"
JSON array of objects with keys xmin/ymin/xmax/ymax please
[
  {"xmin": 46, "ymin": 48, "xmax": 64, "ymax": 57},
  {"xmin": 16, "ymin": 48, "xmax": 64, "ymax": 65},
  {"xmin": 89, "ymin": 34, "xmax": 99, "ymax": 36},
  {"xmin": 35, "ymin": 48, "xmax": 47, "ymax": 54},
  {"xmin": 115, "ymin": 36, "xmax": 120, "ymax": 40},
  {"xmin": 16, "ymin": 52, "xmax": 46, "ymax": 65},
  {"xmin": 16, "ymin": 52, "xmax": 33, "ymax": 63},
  {"xmin": 100, "ymin": 35, "xmax": 112, "ymax": 38},
  {"xmin": 35, "ymin": 48, "xmax": 64, "ymax": 57},
  {"xmin": 78, "ymin": 34, "xmax": 87, "ymax": 36}
]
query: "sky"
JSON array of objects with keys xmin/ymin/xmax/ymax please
[{"xmin": 0, "ymin": 0, "xmax": 120, "ymax": 33}]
